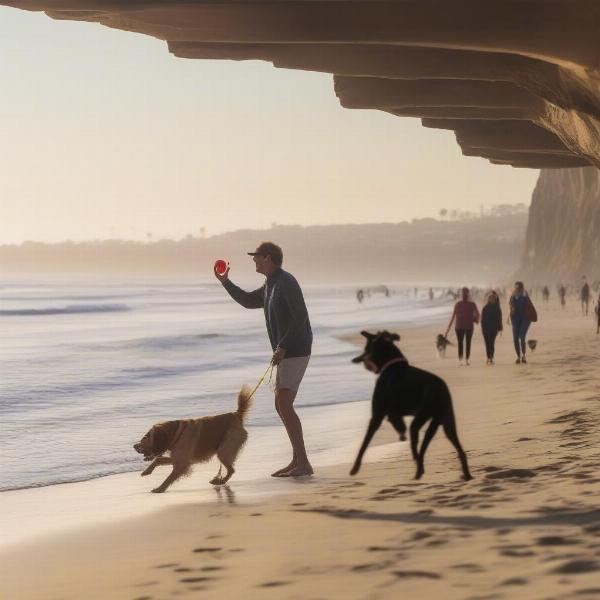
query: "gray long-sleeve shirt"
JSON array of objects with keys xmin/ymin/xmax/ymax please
[{"xmin": 222, "ymin": 268, "xmax": 312, "ymax": 358}]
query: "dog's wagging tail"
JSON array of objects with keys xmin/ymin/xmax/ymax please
[
  {"xmin": 350, "ymin": 330, "xmax": 472, "ymax": 481},
  {"xmin": 133, "ymin": 386, "xmax": 253, "ymax": 493}
]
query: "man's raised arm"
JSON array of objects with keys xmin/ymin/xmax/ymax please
[{"xmin": 222, "ymin": 280, "xmax": 264, "ymax": 309}]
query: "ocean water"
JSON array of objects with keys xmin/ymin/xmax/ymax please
[{"xmin": 0, "ymin": 278, "xmax": 450, "ymax": 492}]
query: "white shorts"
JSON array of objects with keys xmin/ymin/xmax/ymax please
[{"xmin": 275, "ymin": 356, "xmax": 310, "ymax": 392}]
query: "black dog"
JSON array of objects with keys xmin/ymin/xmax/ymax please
[
  {"xmin": 436, "ymin": 333, "xmax": 453, "ymax": 357},
  {"xmin": 350, "ymin": 330, "xmax": 472, "ymax": 481}
]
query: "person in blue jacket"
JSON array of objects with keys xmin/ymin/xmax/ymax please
[{"xmin": 509, "ymin": 281, "xmax": 536, "ymax": 364}]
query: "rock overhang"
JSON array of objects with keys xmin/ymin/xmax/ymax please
[{"xmin": 3, "ymin": 0, "xmax": 600, "ymax": 169}]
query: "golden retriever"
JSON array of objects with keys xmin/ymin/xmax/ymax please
[{"xmin": 133, "ymin": 386, "xmax": 252, "ymax": 493}]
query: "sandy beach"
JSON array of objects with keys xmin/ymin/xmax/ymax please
[{"xmin": 2, "ymin": 299, "xmax": 600, "ymax": 600}]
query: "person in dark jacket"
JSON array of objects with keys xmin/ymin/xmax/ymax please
[
  {"xmin": 215, "ymin": 241, "xmax": 313, "ymax": 477},
  {"xmin": 481, "ymin": 291, "xmax": 503, "ymax": 365}
]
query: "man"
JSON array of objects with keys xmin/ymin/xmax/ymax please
[
  {"xmin": 214, "ymin": 242, "xmax": 313, "ymax": 477},
  {"xmin": 581, "ymin": 276, "xmax": 591, "ymax": 316}
]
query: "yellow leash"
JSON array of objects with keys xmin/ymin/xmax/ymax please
[{"xmin": 246, "ymin": 362, "xmax": 275, "ymax": 401}]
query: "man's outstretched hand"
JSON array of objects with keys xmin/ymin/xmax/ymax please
[{"xmin": 214, "ymin": 264, "xmax": 230, "ymax": 283}]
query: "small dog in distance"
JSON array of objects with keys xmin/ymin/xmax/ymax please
[{"xmin": 436, "ymin": 333, "xmax": 454, "ymax": 358}]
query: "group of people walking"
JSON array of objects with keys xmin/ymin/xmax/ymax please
[{"xmin": 444, "ymin": 281, "xmax": 537, "ymax": 365}]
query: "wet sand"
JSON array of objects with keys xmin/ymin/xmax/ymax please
[{"xmin": 2, "ymin": 300, "xmax": 600, "ymax": 600}]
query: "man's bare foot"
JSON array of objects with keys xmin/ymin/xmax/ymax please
[
  {"xmin": 278, "ymin": 465, "xmax": 314, "ymax": 477},
  {"xmin": 271, "ymin": 463, "xmax": 296, "ymax": 477}
]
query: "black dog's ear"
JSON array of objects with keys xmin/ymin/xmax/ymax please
[
  {"xmin": 380, "ymin": 330, "xmax": 400, "ymax": 341},
  {"xmin": 351, "ymin": 353, "xmax": 366, "ymax": 363},
  {"xmin": 360, "ymin": 330, "xmax": 374, "ymax": 339}
]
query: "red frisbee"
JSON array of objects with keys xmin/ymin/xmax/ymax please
[{"xmin": 214, "ymin": 259, "xmax": 228, "ymax": 275}]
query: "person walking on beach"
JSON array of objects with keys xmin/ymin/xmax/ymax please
[
  {"xmin": 214, "ymin": 242, "xmax": 314, "ymax": 478},
  {"xmin": 444, "ymin": 287, "xmax": 480, "ymax": 366},
  {"xmin": 558, "ymin": 284, "xmax": 567, "ymax": 309},
  {"xmin": 509, "ymin": 281, "xmax": 537, "ymax": 364},
  {"xmin": 542, "ymin": 285, "xmax": 550, "ymax": 303},
  {"xmin": 580, "ymin": 277, "xmax": 591, "ymax": 316},
  {"xmin": 481, "ymin": 291, "xmax": 503, "ymax": 365}
]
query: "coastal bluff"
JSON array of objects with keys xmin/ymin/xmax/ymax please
[
  {"xmin": 520, "ymin": 167, "xmax": 600, "ymax": 283},
  {"xmin": 2, "ymin": 0, "xmax": 600, "ymax": 169}
]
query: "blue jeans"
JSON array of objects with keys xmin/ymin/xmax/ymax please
[{"xmin": 511, "ymin": 317, "xmax": 530, "ymax": 358}]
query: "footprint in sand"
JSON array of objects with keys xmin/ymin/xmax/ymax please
[
  {"xmin": 200, "ymin": 566, "xmax": 225, "ymax": 572},
  {"xmin": 193, "ymin": 547, "xmax": 222, "ymax": 553},
  {"xmin": 179, "ymin": 576, "xmax": 212, "ymax": 583},
  {"xmin": 478, "ymin": 484, "xmax": 503, "ymax": 492},
  {"xmin": 154, "ymin": 563, "xmax": 179, "ymax": 569},
  {"xmin": 537, "ymin": 536, "xmax": 579, "ymax": 546},
  {"xmin": 499, "ymin": 549, "xmax": 536, "ymax": 558},
  {"xmin": 551, "ymin": 560, "xmax": 600, "ymax": 574},
  {"xmin": 500, "ymin": 577, "xmax": 528, "ymax": 586},
  {"xmin": 351, "ymin": 561, "xmax": 393, "ymax": 572},
  {"xmin": 393, "ymin": 570, "xmax": 441, "ymax": 579},
  {"xmin": 485, "ymin": 469, "xmax": 536, "ymax": 480},
  {"xmin": 575, "ymin": 588, "xmax": 600, "ymax": 596},
  {"xmin": 258, "ymin": 581, "xmax": 291, "ymax": 587},
  {"xmin": 451, "ymin": 563, "xmax": 485, "ymax": 573},
  {"xmin": 412, "ymin": 531, "xmax": 433, "ymax": 541}
]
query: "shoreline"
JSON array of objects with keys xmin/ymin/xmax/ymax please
[{"xmin": 3, "ymin": 302, "xmax": 600, "ymax": 599}]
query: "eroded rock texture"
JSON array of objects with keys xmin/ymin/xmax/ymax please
[
  {"xmin": 3, "ymin": 0, "xmax": 600, "ymax": 168},
  {"xmin": 521, "ymin": 168, "xmax": 600, "ymax": 282}
]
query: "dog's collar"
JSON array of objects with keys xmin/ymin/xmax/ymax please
[{"xmin": 377, "ymin": 357, "xmax": 407, "ymax": 374}]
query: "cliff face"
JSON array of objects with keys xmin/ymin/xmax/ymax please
[
  {"xmin": 520, "ymin": 168, "xmax": 600, "ymax": 283},
  {"xmin": 2, "ymin": 0, "xmax": 600, "ymax": 169}
]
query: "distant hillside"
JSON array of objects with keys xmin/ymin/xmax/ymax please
[{"xmin": 1, "ymin": 214, "xmax": 528, "ymax": 284}]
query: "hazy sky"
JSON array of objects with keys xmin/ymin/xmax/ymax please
[{"xmin": 0, "ymin": 7, "xmax": 539, "ymax": 244}]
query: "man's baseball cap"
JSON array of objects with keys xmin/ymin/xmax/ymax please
[{"xmin": 247, "ymin": 242, "xmax": 283, "ymax": 265}]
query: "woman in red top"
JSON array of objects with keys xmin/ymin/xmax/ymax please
[{"xmin": 444, "ymin": 287, "xmax": 480, "ymax": 365}]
